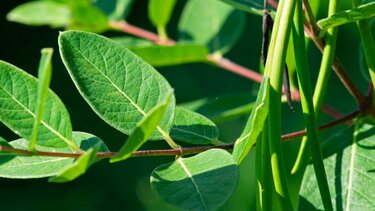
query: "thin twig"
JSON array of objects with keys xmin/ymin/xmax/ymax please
[{"xmin": 0, "ymin": 109, "xmax": 361, "ymax": 159}]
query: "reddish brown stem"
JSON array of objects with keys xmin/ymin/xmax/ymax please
[{"xmin": 0, "ymin": 109, "xmax": 360, "ymax": 159}]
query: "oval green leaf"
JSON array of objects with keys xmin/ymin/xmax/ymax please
[
  {"xmin": 110, "ymin": 92, "xmax": 172, "ymax": 163},
  {"xmin": 151, "ymin": 149, "xmax": 239, "ymax": 210},
  {"xmin": 220, "ymin": 0, "xmax": 265, "ymax": 16},
  {"xmin": 69, "ymin": 5, "xmax": 109, "ymax": 33},
  {"xmin": 178, "ymin": 0, "xmax": 246, "ymax": 54},
  {"xmin": 6, "ymin": 1, "xmax": 71, "ymax": 28},
  {"xmin": 112, "ymin": 36, "xmax": 154, "ymax": 48},
  {"xmin": 0, "ymin": 61, "xmax": 72, "ymax": 148},
  {"xmin": 299, "ymin": 122, "xmax": 375, "ymax": 210},
  {"xmin": 48, "ymin": 145, "xmax": 100, "ymax": 183},
  {"xmin": 0, "ymin": 132, "xmax": 108, "ymax": 179},
  {"xmin": 148, "ymin": 0, "xmax": 176, "ymax": 29},
  {"xmin": 232, "ymin": 77, "xmax": 270, "ymax": 164},
  {"xmin": 317, "ymin": 2, "xmax": 375, "ymax": 31},
  {"xmin": 95, "ymin": 0, "xmax": 134, "ymax": 21},
  {"xmin": 130, "ymin": 44, "xmax": 208, "ymax": 67},
  {"xmin": 59, "ymin": 31, "xmax": 176, "ymax": 140},
  {"xmin": 170, "ymin": 107, "xmax": 219, "ymax": 145}
]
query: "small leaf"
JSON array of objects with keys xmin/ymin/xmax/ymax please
[
  {"xmin": 130, "ymin": 44, "xmax": 208, "ymax": 67},
  {"xmin": 112, "ymin": 36, "xmax": 154, "ymax": 48},
  {"xmin": 69, "ymin": 5, "xmax": 109, "ymax": 33},
  {"xmin": 48, "ymin": 145, "xmax": 100, "ymax": 183},
  {"xmin": 179, "ymin": 92, "xmax": 257, "ymax": 123},
  {"xmin": 219, "ymin": 0, "xmax": 266, "ymax": 16},
  {"xmin": 95, "ymin": 0, "xmax": 134, "ymax": 21},
  {"xmin": 232, "ymin": 77, "xmax": 270, "ymax": 164},
  {"xmin": 317, "ymin": 2, "xmax": 375, "ymax": 31},
  {"xmin": 148, "ymin": 0, "xmax": 176, "ymax": 31},
  {"xmin": 178, "ymin": 0, "xmax": 246, "ymax": 54},
  {"xmin": 110, "ymin": 92, "xmax": 172, "ymax": 163},
  {"xmin": 6, "ymin": 1, "xmax": 70, "ymax": 27},
  {"xmin": 151, "ymin": 149, "xmax": 239, "ymax": 210},
  {"xmin": 170, "ymin": 107, "xmax": 219, "ymax": 145},
  {"xmin": 29, "ymin": 48, "xmax": 53, "ymax": 151},
  {"xmin": 0, "ymin": 61, "xmax": 72, "ymax": 148},
  {"xmin": 299, "ymin": 122, "xmax": 375, "ymax": 210},
  {"xmin": 0, "ymin": 132, "xmax": 108, "ymax": 179},
  {"xmin": 59, "ymin": 31, "xmax": 176, "ymax": 140}
]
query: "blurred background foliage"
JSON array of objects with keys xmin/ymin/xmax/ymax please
[{"xmin": 0, "ymin": 0, "xmax": 370, "ymax": 210}]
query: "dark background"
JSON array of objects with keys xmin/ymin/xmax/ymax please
[{"xmin": 0, "ymin": 0, "xmax": 369, "ymax": 210}]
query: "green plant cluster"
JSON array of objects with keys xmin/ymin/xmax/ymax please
[{"xmin": 1, "ymin": 0, "xmax": 375, "ymax": 210}]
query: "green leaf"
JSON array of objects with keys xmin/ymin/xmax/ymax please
[
  {"xmin": 219, "ymin": 0, "xmax": 266, "ymax": 16},
  {"xmin": 110, "ymin": 92, "xmax": 172, "ymax": 163},
  {"xmin": 178, "ymin": 0, "xmax": 246, "ymax": 54},
  {"xmin": 0, "ymin": 132, "xmax": 108, "ymax": 179},
  {"xmin": 59, "ymin": 31, "xmax": 176, "ymax": 140},
  {"xmin": 317, "ymin": 2, "xmax": 375, "ymax": 31},
  {"xmin": 112, "ymin": 36, "xmax": 154, "ymax": 48},
  {"xmin": 6, "ymin": 1, "xmax": 70, "ymax": 28},
  {"xmin": 29, "ymin": 48, "xmax": 53, "ymax": 151},
  {"xmin": 94, "ymin": 0, "xmax": 134, "ymax": 20},
  {"xmin": 170, "ymin": 107, "xmax": 219, "ymax": 145},
  {"xmin": 48, "ymin": 145, "xmax": 100, "ymax": 183},
  {"xmin": 179, "ymin": 92, "xmax": 257, "ymax": 123},
  {"xmin": 232, "ymin": 77, "xmax": 270, "ymax": 164},
  {"xmin": 151, "ymin": 149, "xmax": 239, "ymax": 210},
  {"xmin": 0, "ymin": 61, "xmax": 73, "ymax": 148},
  {"xmin": 148, "ymin": 0, "xmax": 176, "ymax": 38},
  {"xmin": 130, "ymin": 44, "xmax": 208, "ymax": 67},
  {"xmin": 69, "ymin": 5, "xmax": 109, "ymax": 33},
  {"xmin": 299, "ymin": 122, "xmax": 375, "ymax": 210}
]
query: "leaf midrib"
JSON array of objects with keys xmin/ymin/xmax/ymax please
[
  {"xmin": 67, "ymin": 40, "xmax": 147, "ymax": 116},
  {"xmin": 0, "ymin": 84, "xmax": 71, "ymax": 145},
  {"xmin": 177, "ymin": 158, "xmax": 207, "ymax": 209}
]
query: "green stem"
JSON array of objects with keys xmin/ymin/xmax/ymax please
[
  {"xmin": 353, "ymin": 1, "xmax": 375, "ymax": 100},
  {"xmin": 292, "ymin": 0, "xmax": 333, "ymax": 210},
  {"xmin": 256, "ymin": 122, "xmax": 273, "ymax": 211},
  {"xmin": 291, "ymin": 0, "xmax": 340, "ymax": 174},
  {"xmin": 157, "ymin": 25, "xmax": 168, "ymax": 42},
  {"xmin": 264, "ymin": 0, "xmax": 296, "ymax": 209}
]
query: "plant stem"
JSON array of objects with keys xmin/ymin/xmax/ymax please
[
  {"xmin": 264, "ymin": 0, "xmax": 296, "ymax": 209},
  {"xmin": 292, "ymin": 0, "xmax": 333, "ymax": 209},
  {"xmin": 255, "ymin": 122, "xmax": 273, "ymax": 211},
  {"xmin": 302, "ymin": 0, "xmax": 367, "ymax": 107},
  {"xmin": 0, "ymin": 109, "xmax": 361, "ymax": 159},
  {"xmin": 353, "ymin": 1, "xmax": 375, "ymax": 99},
  {"xmin": 291, "ymin": 0, "xmax": 340, "ymax": 175},
  {"xmin": 109, "ymin": 20, "xmax": 302, "ymax": 101}
]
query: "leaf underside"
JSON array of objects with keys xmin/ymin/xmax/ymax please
[{"xmin": 59, "ymin": 30, "xmax": 176, "ymax": 140}]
